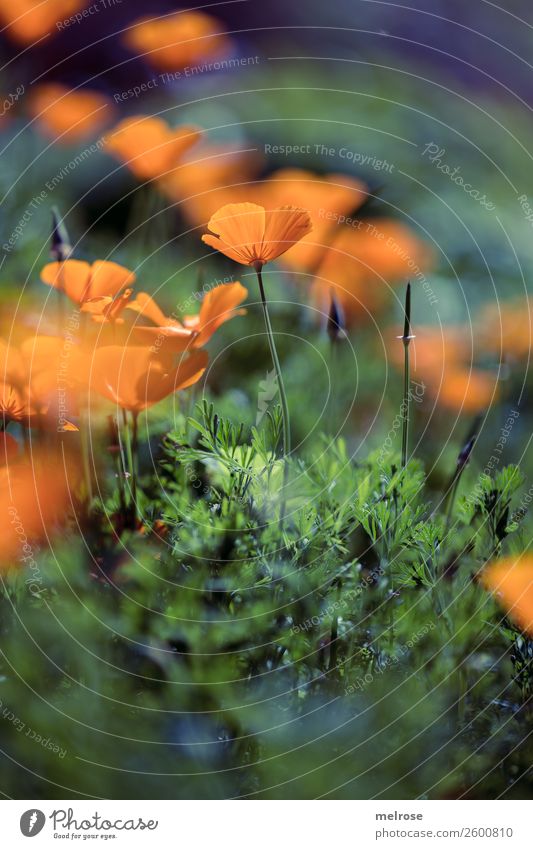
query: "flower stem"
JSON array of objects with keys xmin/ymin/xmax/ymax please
[
  {"xmin": 445, "ymin": 474, "xmax": 461, "ymax": 532},
  {"xmin": 80, "ymin": 413, "xmax": 94, "ymax": 505},
  {"xmin": 254, "ymin": 263, "xmax": 290, "ymax": 527},
  {"xmin": 400, "ymin": 283, "xmax": 413, "ymax": 469},
  {"xmin": 122, "ymin": 408, "xmax": 137, "ymax": 525}
]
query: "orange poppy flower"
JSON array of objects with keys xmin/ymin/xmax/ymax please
[
  {"xmin": 41, "ymin": 260, "xmax": 136, "ymax": 306},
  {"xmin": 104, "ymin": 116, "xmax": 202, "ymax": 182},
  {"xmin": 29, "ymin": 84, "xmax": 113, "ymax": 143},
  {"xmin": 0, "ymin": 0, "xmax": 84, "ymax": 44},
  {"xmin": 482, "ymin": 555, "xmax": 533, "ymax": 636},
  {"xmin": 174, "ymin": 167, "xmax": 366, "ymax": 268},
  {"xmin": 81, "ymin": 289, "xmax": 135, "ymax": 324},
  {"xmin": 252, "ymin": 169, "xmax": 369, "ymax": 273},
  {"xmin": 202, "ymin": 203, "xmax": 313, "ymax": 267},
  {"xmin": 81, "ymin": 345, "xmax": 208, "ymax": 412},
  {"xmin": 311, "ymin": 219, "xmax": 433, "ymax": 325},
  {"xmin": 124, "ymin": 11, "xmax": 232, "ymax": 72},
  {"xmin": 127, "ymin": 282, "xmax": 248, "ymax": 350},
  {"xmin": 0, "ymin": 335, "xmax": 80, "ymax": 431}
]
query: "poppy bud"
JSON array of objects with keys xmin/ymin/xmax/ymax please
[
  {"xmin": 397, "ymin": 282, "xmax": 415, "ymax": 347},
  {"xmin": 457, "ymin": 435, "xmax": 476, "ymax": 472},
  {"xmin": 327, "ymin": 291, "xmax": 346, "ymax": 343},
  {"xmin": 50, "ymin": 207, "xmax": 72, "ymax": 262}
]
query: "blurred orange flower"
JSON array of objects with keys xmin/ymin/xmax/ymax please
[
  {"xmin": 104, "ymin": 116, "xmax": 202, "ymax": 181},
  {"xmin": 128, "ymin": 282, "xmax": 248, "ymax": 350},
  {"xmin": 390, "ymin": 326, "xmax": 497, "ymax": 413},
  {"xmin": 482, "ymin": 555, "xmax": 533, "ymax": 636},
  {"xmin": 29, "ymin": 84, "xmax": 113, "ymax": 143},
  {"xmin": 0, "ymin": 448, "xmax": 76, "ymax": 567},
  {"xmin": 0, "ymin": 0, "xmax": 84, "ymax": 44},
  {"xmin": 478, "ymin": 299, "xmax": 533, "ymax": 361},
  {"xmin": 81, "ymin": 289, "xmax": 135, "ymax": 324},
  {"xmin": 202, "ymin": 203, "xmax": 312, "ymax": 267},
  {"xmin": 251, "ymin": 170, "xmax": 369, "ymax": 273},
  {"xmin": 124, "ymin": 11, "xmax": 233, "ymax": 72},
  {"xmin": 1, "ymin": 335, "xmax": 80, "ymax": 431},
  {"xmin": 81, "ymin": 345, "xmax": 208, "ymax": 412},
  {"xmin": 41, "ymin": 260, "xmax": 136, "ymax": 306},
  {"xmin": 311, "ymin": 219, "xmax": 433, "ymax": 325},
  {"xmin": 176, "ymin": 167, "xmax": 366, "ymax": 269},
  {"xmin": 436, "ymin": 368, "xmax": 496, "ymax": 414},
  {"xmin": 159, "ymin": 144, "xmax": 262, "ymax": 226},
  {"xmin": 0, "ymin": 431, "xmax": 19, "ymax": 466}
]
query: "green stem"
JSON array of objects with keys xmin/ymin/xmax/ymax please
[
  {"xmin": 80, "ymin": 413, "xmax": 93, "ymax": 505},
  {"xmin": 400, "ymin": 282, "xmax": 412, "ymax": 469},
  {"xmin": 328, "ymin": 339, "xmax": 337, "ymax": 437},
  {"xmin": 254, "ymin": 264, "xmax": 290, "ymax": 528},
  {"xmin": 445, "ymin": 474, "xmax": 461, "ymax": 532},
  {"xmin": 401, "ymin": 341, "xmax": 410, "ymax": 468},
  {"xmin": 122, "ymin": 408, "xmax": 137, "ymax": 525},
  {"xmin": 131, "ymin": 411, "xmax": 139, "ymax": 473}
]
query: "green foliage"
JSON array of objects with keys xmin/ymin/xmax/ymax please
[{"xmin": 1, "ymin": 400, "xmax": 532, "ymax": 799}]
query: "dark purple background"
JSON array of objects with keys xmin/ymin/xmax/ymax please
[{"xmin": 1, "ymin": 0, "xmax": 531, "ymax": 104}]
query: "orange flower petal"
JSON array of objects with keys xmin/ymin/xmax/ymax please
[
  {"xmin": 0, "ymin": 0, "xmax": 85, "ymax": 45},
  {"xmin": 82, "ymin": 345, "xmax": 207, "ymax": 411},
  {"xmin": 41, "ymin": 260, "xmax": 91, "ymax": 304},
  {"xmin": 126, "ymin": 292, "xmax": 176, "ymax": 327},
  {"xmin": 131, "ymin": 325, "xmax": 197, "ymax": 353},
  {"xmin": 124, "ymin": 11, "xmax": 232, "ymax": 72},
  {"xmin": 191, "ymin": 281, "xmax": 248, "ymax": 346},
  {"xmin": 104, "ymin": 116, "xmax": 202, "ymax": 181},
  {"xmin": 89, "ymin": 261, "xmax": 136, "ymax": 299},
  {"xmin": 30, "ymin": 84, "xmax": 113, "ymax": 143},
  {"xmin": 41, "ymin": 260, "xmax": 135, "ymax": 305},
  {"xmin": 203, "ymin": 203, "xmax": 312, "ymax": 266},
  {"xmin": 0, "ymin": 448, "xmax": 77, "ymax": 567},
  {"xmin": 482, "ymin": 556, "xmax": 533, "ymax": 636}
]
